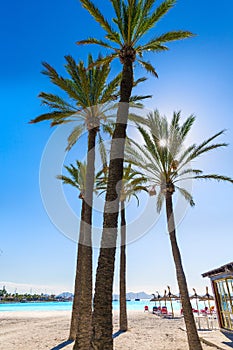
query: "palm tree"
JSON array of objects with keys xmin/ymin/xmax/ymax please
[
  {"xmin": 96, "ymin": 163, "xmax": 148, "ymax": 331},
  {"xmin": 78, "ymin": 1, "xmax": 193, "ymax": 347},
  {"xmin": 125, "ymin": 110, "xmax": 233, "ymax": 350},
  {"xmin": 30, "ymin": 54, "xmax": 121, "ymax": 348},
  {"xmin": 57, "ymin": 161, "xmax": 86, "ymax": 341}
]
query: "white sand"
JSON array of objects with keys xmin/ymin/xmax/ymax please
[{"xmin": 0, "ymin": 310, "xmax": 228, "ymax": 349}]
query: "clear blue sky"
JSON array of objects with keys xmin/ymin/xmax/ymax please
[{"xmin": 1, "ymin": 0, "xmax": 233, "ymax": 295}]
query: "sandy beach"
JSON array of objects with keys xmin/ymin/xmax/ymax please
[{"xmin": 0, "ymin": 310, "xmax": 231, "ymax": 350}]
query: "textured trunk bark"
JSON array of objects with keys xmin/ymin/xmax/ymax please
[
  {"xmin": 91, "ymin": 60, "xmax": 133, "ymax": 350},
  {"xmin": 119, "ymin": 201, "xmax": 127, "ymax": 331},
  {"xmin": 73, "ymin": 128, "xmax": 97, "ymax": 350},
  {"xmin": 165, "ymin": 191, "xmax": 203, "ymax": 350},
  {"xmin": 69, "ymin": 200, "xmax": 85, "ymax": 340}
]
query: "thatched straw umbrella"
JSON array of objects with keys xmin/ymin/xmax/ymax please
[
  {"xmin": 200, "ymin": 286, "xmax": 214, "ymax": 314},
  {"xmin": 167, "ymin": 286, "xmax": 180, "ymax": 318},
  {"xmin": 190, "ymin": 288, "xmax": 202, "ymax": 315},
  {"xmin": 150, "ymin": 291, "xmax": 162, "ymax": 308},
  {"xmin": 160, "ymin": 289, "xmax": 168, "ymax": 307}
]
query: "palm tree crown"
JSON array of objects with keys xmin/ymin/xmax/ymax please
[
  {"xmin": 78, "ymin": 0, "xmax": 194, "ymax": 76},
  {"xmin": 57, "ymin": 160, "xmax": 87, "ymax": 199},
  {"xmin": 96, "ymin": 163, "xmax": 148, "ymax": 204},
  {"xmin": 126, "ymin": 110, "xmax": 233, "ymax": 210},
  {"xmin": 30, "ymin": 54, "xmax": 121, "ymax": 150}
]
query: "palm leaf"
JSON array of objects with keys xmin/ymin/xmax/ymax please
[
  {"xmin": 134, "ymin": 0, "xmax": 176, "ymax": 42},
  {"xmin": 56, "ymin": 175, "xmax": 79, "ymax": 189},
  {"xmin": 193, "ymin": 174, "xmax": 233, "ymax": 184},
  {"xmin": 137, "ymin": 59, "xmax": 158, "ymax": 77},
  {"xmin": 76, "ymin": 37, "xmax": 115, "ymax": 49},
  {"xmin": 66, "ymin": 125, "xmax": 84, "ymax": 151},
  {"xmin": 151, "ymin": 31, "xmax": 194, "ymax": 44},
  {"xmin": 176, "ymin": 186, "xmax": 195, "ymax": 207},
  {"xmin": 156, "ymin": 189, "xmax": 164, "ymax": 213},
  {"xmin": 80, "ymin": 0, "xmax": 121, "ymax": 44},
  {"xmin": 29, "ymin": 111, "xmax": 76, "ymax": 124},
  {"xmin": 110, "ymin": 0, "xmax": 126, "ymax": 41}
]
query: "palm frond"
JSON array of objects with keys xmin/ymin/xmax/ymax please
[
  {"xmin": 80, "ymin": 0, "xmax": 121, "ymax": 44},
  {"xmin": 137, "ymin": 59, "xmax": 158, "ymax": 77},
  {"xmin": 128, "ymin": 113, "xmax": 149, "ymax": 126},
  {"xmin": 41, "ymin": 62, "xmax": 82, "ymax": 101},
  {"xmin": 56, "ymin": 175, "xmax": 79, "ymax": 189},
  {"xmin": 172, "ymin": 168, "xmax": 202, "ymax": 182},
  {"xmin": 193, "ymin": 174, "xmax": 233, "ymax": 184},
  {"xmin": 98, "ymin": 133, "xmax": 108, "ymax": 169},
  {"xmin": 76, "ymin": 37, "xmax": 115, "ymax": 49},
  {"xmin": 38, "ymin": 92, "xmax": 77, "ymax": 111},
  {"xmin": 156, "ymin": 189, "xmax": 164, "ymax": 213},
  {"xmin": 176, "ymin": 186, "xmax": 195, "ymax": 207},
  {"xmin": 110, "ymin": 0, "xmax": 126, "ymax": 42},
  {"xmin": 134, "ymin": 0, "xmax": 176, "ymax": 42},
  {"xmin": 133, "ymin": 77, "xmax": 147, "ymax": 86},
  {"xmin": 29, "ymin": 111, "xmax": 76, "ymax": 124},
  {"xmin": 180, "ymin": 114, "xmax": 195, "ymax": 139},
  {"xmin": 129, "ymin": 94, "xmax": 152, "ymax": 102},
  {"xmin": 57, "ymin": 160, "xmax": 87, "ymax": 194},
  {"xmin": 151, "ymin": 30, "xmax": 194, "ymax": 44},
  {"xmin": 87, "ymin": 53, "xmax": 119, "ymax": 69},
  {"xmin": 66, "ymin": 125, "xmax": 84, "ymax": 151},
  {"xmin": 101, "ymin": 72, "xmax": 121, "ymax": 104},
  {"xmin": 190, "ymin": 143, "xmax": 228, "ymax": 162},
  {"xmin": 137, "ymin": 40, "xmax": 169, "ymax": 53}
]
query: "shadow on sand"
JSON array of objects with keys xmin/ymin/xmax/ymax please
[
  {"xmin": 112, "ymin": 330, "xmax": 126, "ymax": 339},
  {"xmin": 51, "ymin": 333, "xmax": 124, "ymax": 348},
  {"xmin": 222, "ymin": 331, "xmax": 233, "ymax": 348},
  {"xmin": 50, "ymin": 340, "xmax": 74, "ymax": 350}
]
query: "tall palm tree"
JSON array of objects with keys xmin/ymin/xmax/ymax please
[
  {"xmin": 125, "ymin": 110, "xmax": 233, "ymax": 350},
  {"xmin": 96, "ymin": 163, "xmax": 148, "ymax": 331},
  {"xmin": 78, "ymin": 1, "xmax": 193, "ymax": 347},
  {"xmin": 30, "ymin": 54, "xmax": 121, "ymax": 349},
  {"xmin": 57, "ymin": 161, "xmax": 86, "ymax": 341},
  {"xmin": 56, "ymin": 161, "xmax": 87, "ymax": 341}
]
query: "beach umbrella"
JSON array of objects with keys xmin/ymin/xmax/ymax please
[
  {"xmin": 150, "ymin": 291, "xmax": 162, "ymax": 308},
  {"xmin": 167, "ymin": 286, "xmax": 180, "ymax": 318},
  {"xmin": 160, "ymin": 290, "xmax": 168, "ymax": 307},
  {"xmin": 200, "ymin": 286, "xmax": 214, "ymax": 314},
  {"xmin": 190, "ymin": 288, "xmax": 202, "ymax": 315}
]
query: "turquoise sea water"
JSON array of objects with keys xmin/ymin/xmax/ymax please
[{"xmin": 0, "ymin": 299, "xmax": 195, "ymax": 313}]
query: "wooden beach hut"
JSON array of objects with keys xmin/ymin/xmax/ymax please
[{"xmin": 202, "ymin": 262, "xmax": 233, "ymax": 331}]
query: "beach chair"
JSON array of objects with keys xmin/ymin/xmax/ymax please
[
  {"xmin": 144, "ymin": 305, "xmax": 149, "ymax": 312},
  {"xmin": 152, "ymin": 306, "xmax": 158, "ymax": 314},
  {"xmin": 192, "ymin": 308, "xmax": 199, "ymax": 314},
  {"xmin": 200, "ymin": 307, "xmax": 208, "ymax": 315},
  {"xmin": 161, "ymin": 306, "xmax": 168, "ymax": 315}
]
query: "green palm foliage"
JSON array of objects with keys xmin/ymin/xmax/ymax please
[
  {"xmin": 125, "ymin": 110, "xmax": 233, "ymax": 350},
  {"xmin": 96, "ymin": 163, "xmax": 147, "ymax": 200},
  {"xmin": 78, "ymin": 0, "xmax": 194, "ymax": 76},
  {"xmin": 30, "ymin": 54, "xmax": 121, "ymax": 149},
  {"xmin": 57, "ymin": 161, "xmax": 86, "ymax": 198},
  {"xmin": 126, "ymin": 110, "xmax": 233, "ymax": 209}
]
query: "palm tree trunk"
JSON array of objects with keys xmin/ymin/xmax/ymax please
[
  {"xmin": 91, "ymin": 60, "xmax": 133, "ymax": 350},
  {"xmin": 165, "ymin": 191, "xmax": 203, "ymax": 350},
  {"xmin": 73, "ymin": 127, "xmax": 97, "ymax": 350},
  {"xmin": 119, "ymin": 201, "xmax": 127, "ymax": 331},
  {"xmin": 69, "ymin": 200, "xmax": 85, "ymax": 340}
]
